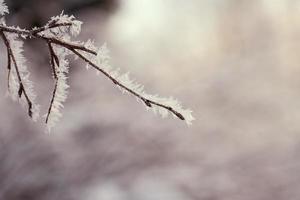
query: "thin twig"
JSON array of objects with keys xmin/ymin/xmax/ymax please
[
  {"xmin": 45, "ymin": 80, "xmax": 58, "ymax": 123},
  {"xmin": 5, "ymin": 41, "xmax": 11, "ymax": 90},
  {"xmin": 31, "ymin": 22, "xmax": 72, "ymax": 35},
  {"xmin": 45, "ymin": 42, "xmax": 60, "ymax": 123},
  {"xmin": 0, "ymin": 31, "xmax": 33, "ymax": 117},
  {"xmin": 47, "ymin": 41, "xmax": 58, "ymax": 79},
  {"xmin": 0, "ymin": 24, "xmax": 97, "ymax": 55},
  {"xmin": 40, "ymin": 36, "xmax": 97, "ymax": 55},
  {"xmin": 71, "ymin": 49, "xmax": 185, "ymax": 120},
  {"xmin": 0, "ymin": 21, "xmax": 186, "ymax": 121}
]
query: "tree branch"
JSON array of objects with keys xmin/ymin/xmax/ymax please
[
  {"xmin": 70, "ymin": 49, "xmax": 185, "ymax": 121},
  {"xmin": 45, "ymin": 41, "xmax": 59, "ymax": 123},
  {"xmin": 0, "ymin": 19, "xmax": 192, "ymax": 126},
  {"xmin": 0, "ymin": 31, "xmax": 33, "ymax": 117}
]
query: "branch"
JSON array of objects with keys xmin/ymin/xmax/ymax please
[
  {"xmin": 31, "ymin": 21, "xmax": 72, "ymax": 35},
  {"xmin": 47, "ymin": 41, "xmax": 58, "ymax": 79},
  {"xmin": 0, "ymin": 24, "xmax": 96, "ymax": 55},
  {"xmin": 0, "ymin": 13, "xmax": 194, "ymax": 129},
  {"xmin": 0, "ymin": 31, "xmax": 33, "ymax": 117},
  {"xmin": 5, "ymin": 37, "xmax": 11, "ymax": 90},
  {"xmin": 45, "ymin": 42, "xmax": 59, "ymax": 124},
  {"xmin": 71, "ymin": 49, "xmax": 185, "ymax": 120}
]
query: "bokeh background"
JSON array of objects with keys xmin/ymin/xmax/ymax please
[{"xmin": 1, "ymin": 0, "xmax": 300, "ymax": 199}]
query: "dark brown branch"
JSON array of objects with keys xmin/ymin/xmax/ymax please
[
  {"xmin": 47, "ymin": 41, "xmax": 58, "ymax": 79},
  {"xmin": 45, "ymin": 80, "xmax": 58, "ymax": 124},
  {"xmin": 0, "ymin": 24, "xmax": 97, "ymax": 55},
  {"xmin": 0, "ymin": 31, "xmax": 33, "ymax": 117},
  {"xmin": 40, "ymin": 36, "xmax": 97, "ymax": 55},
  {"xmin": 31, "ymin": 22, "xmax": 72, "ymax": 35},
  {"xmin": 0, "ymin": 22, "xmax": 71, "ymax": 37},
  {"xmin": 70, "ymin": 49, "xmax": 185, "ymax": 121},
  {"xmin": 45, "ymin": 42, "xmax": 59, "ymax": 124},
  {"xmin": 5, "ymin": 41, "xmax": 11, "ymax": 90},
  {"xmin": 0, "ymin": 21, "xmax": 186, "ymax": 122}
]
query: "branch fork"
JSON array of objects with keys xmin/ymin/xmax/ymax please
[{"xmin": 0, "ymin": 10, "xmax": 194, "ymax": 131}]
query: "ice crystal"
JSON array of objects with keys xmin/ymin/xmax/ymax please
[
  {"xmin": 0, "ymin": 0, "xmax": 194, "ymax": 131},
  {"xmin": 92, "ymin": 43, "xmax": 195, "ymax": 125},
  {"xmin": 0, "ymin": 0, "xmax": 8, "ymax": 16},
  {"xmin": 6, "ymin": 33, "xmax": 40, "ymax": 121},
  {"xmin": 45, "ymin": 45, "xmax": 71, "ymax": 132}
]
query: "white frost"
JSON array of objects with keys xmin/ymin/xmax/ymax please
[
  {"xmin": 42, "ymin": 11, "xmax": 83, "ymax": 39},
  {"xmin": 1, "ymin": 5, "xmax": 194, "ymax": 130},
  {"xmin": 6, "ymin": 33, "xmax": 40, "ymax": 121},
  {"xmin": 0, "ymin": 0, "xmax": 8, "ymax": 16},
  {"xmin": 92, "ymin": 43, "xmax": 195, "ymax": 125},
  {"xmin": 45, "ymin": 44, "xmax": 71, "ymax": 132}
]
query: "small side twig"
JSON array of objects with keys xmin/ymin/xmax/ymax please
[
  {"xmin": 45, "ymin": 42, "xmax": 59, "ymax": 123},
  {"xmin": 5, "ymin": 39, "xmax": 11, "ymax": 90},
  {"xmin": 0, "ymin": 31, "xmax": 33, "ymax": 117},
  {"xmin": 31, "ymin": 22, "xmax": 72, "ymax": 36},
  {"xmin": 70, "ymin": 49, "xmax": 185, "ymax": 121}
]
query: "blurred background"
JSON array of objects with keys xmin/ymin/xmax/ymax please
[{"xmin": 1, "ymin": 0, "xmax": 300, "ymax": 199}]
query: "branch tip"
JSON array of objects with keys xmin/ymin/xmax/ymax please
[{"xmin": 175, "ymin": 112, "xmax": 185, "ymax": 121}]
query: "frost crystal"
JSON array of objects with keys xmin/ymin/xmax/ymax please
[
  {"xmin": 42, "ymin": 13, "xmax": 83, "ymax": 132},
  {"xmin": 0, "ymin": 0, "xmax": 8, "ymax": 16},
  {"xmin": 96, "ymin": 43, "xmax": 111, "ymax": 72},
  {"xmin": 92, "ymin": 44, "xmax": 195, "ymax": 125},
  {"xmin": 42, "ymin": 11, "xmax": 82, "ymax": 39},
  {"xmin": 45, "ymin": 45, "xmax": 71, "ymax": 132},
  {"xmin": 6, "ymin": 33, "xmax": 40, "ymax": 121},
  {"xmin": 0, "ymin": 0, "xmax": 194, "ymax": 131}
]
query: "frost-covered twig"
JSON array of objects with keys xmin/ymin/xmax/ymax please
[
  {"xmin": 45, "ymin": 42, "xmax": 58, "ymax": 124},
  {"xmin": 0, "ymin": 1, "xmax": 194, "ymax": 131},
  {"xmin": 71, "ymin": 49, "xmax": 186, "ymax": 121},
  {"xmin": 0, "ymin": 31, "xmax": 39, "ymax": 120}
]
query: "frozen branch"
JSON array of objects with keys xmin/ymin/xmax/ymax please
[{"xmin": 0, "ymin": 2, "xmax": 194, "ymax": 131}]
